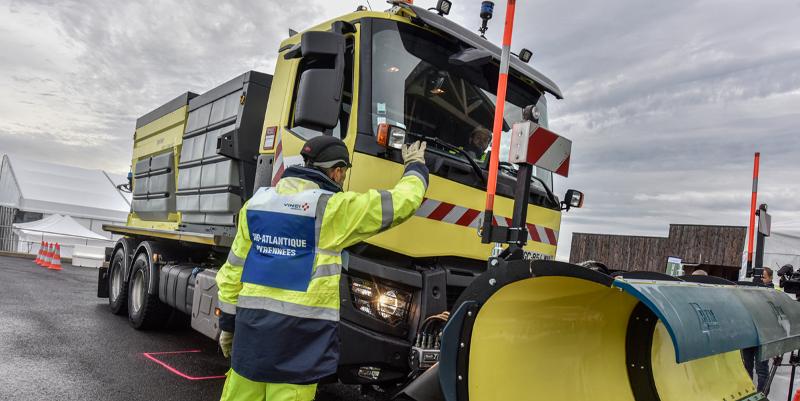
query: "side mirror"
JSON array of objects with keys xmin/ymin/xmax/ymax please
[
  {"xmin": 284, "ymin": 31, "xmax": 343, "ymax": 60},
  {"xmin": 562, "ymin": 189, "xmax": 584, "ymax": 211},
  {"xmin": 291, "ymin": 31, "xmax": 346, "ymax": 131}
]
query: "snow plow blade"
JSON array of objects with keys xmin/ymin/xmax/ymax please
[{"xmin": 434, "ymin": 260, "xmax": 800, "ymax": 401}]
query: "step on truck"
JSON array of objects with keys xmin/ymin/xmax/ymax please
[{"xmin": 99, "ymin": 2, "xmax": 800, "ymax": 400}]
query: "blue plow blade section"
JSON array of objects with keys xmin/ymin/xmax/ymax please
[{"xmin": 614, "ymin": 279, "xmax": 800, "ymax": 363}]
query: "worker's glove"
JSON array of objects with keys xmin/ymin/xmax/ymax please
[
  {"xmin": 219, "ymin": 330, "xmax": 234, "ymax": 358},
  {"xmin": 402, "ymin": 141, "xmax": 427, "ymax": 166}
]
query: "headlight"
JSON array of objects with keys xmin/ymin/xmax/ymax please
[
  {"xmin": 376, "ymin": 122, "xmax": 407, "ymax": 150},
  {"xmin": 350, "ymin": 277, "xmax": 412, "ymax": 326}
]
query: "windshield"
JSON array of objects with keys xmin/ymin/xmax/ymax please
[{"xmin": 370, "ymin": 20, "xmax": 553, "ymax": 190}]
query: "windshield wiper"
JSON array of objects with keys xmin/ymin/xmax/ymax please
[
  {"xmin": 498, "ymin": 162, "xmax": 559, "ymax": 208},
  {"xmin": 407, "ymin": 132, "xmax": 486, "ymax": 185},
  {"xmin": 407, "ymin": 133, "xmax": 558, "ymax": 208}
]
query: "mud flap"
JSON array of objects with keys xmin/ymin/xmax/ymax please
[
  {"xmin": 97, "ymin": 267, "xmax": 109, "ymax": 298},
  {"xmin": 435, "ymin": 260, "xmax": 800, "ymax": 401}
]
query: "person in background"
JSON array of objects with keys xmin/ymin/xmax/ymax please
[
  {"xmin": 742, "ymin": 266, "xmax": 774, "ymax": 393},
  {"xmin": 761, "ymin": 266, "xmax": 775, "ymax": 288}
]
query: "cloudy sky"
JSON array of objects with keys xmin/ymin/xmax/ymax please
[{"xmin": 1, "ymin": 0, "xmax": 798, "ymax": 259}]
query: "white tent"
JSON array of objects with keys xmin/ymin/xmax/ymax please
[
  {"xmin": 739, "ymin": 230, "xmax": 800, "ymax": 283},
  {"xmin": 762, "ymin": 231, "xmax": 800, "ymax": 271},
  {"xmin": 0, "ymin": 154, "xmax": 130, "ymax": 221},
  {"xmin": 0, "ymin": 154, "xmax": 131, "ymax": 242},
  {"xmin": 12, "ymin": 214, "xmax": 113, "ymax": 258}
]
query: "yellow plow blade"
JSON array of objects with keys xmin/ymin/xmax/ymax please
[{"xmin": 435, "ymin": 260, "xmax": 793, "ymax": 401}]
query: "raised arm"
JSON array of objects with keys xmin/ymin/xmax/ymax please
[{"xmin": 319, "ymin": 143, "xmax": 429, "ymax": 251}]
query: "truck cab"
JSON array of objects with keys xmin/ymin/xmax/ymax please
[
  {"xmin": 103, "ymin": 2, "xmax": 574, "ymax": 391},
  {"xmin": 253, "ymin": 4, "xmax": 566, "ymax": 385}
]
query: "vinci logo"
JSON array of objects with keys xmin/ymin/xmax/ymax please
[
  {"xmin": 690, "ymin": 303, "xmax": 720, "ymax": 332},
  {"xmin": 283, "ymin": 202, "xmax": 310, "ymax": 212}
]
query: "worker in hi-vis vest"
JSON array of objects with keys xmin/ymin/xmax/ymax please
[{"xmin": 216, "ymin": 135, "xmax": 428, "ymax": 400}]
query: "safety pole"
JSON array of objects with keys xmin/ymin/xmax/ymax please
[
  {"xmin": 482, "ymin": 0, "xmax": 516, "ymax": 245},
  {"xmin": 746, "ymin": 152, "xmax": 760, "ymax": 277}
]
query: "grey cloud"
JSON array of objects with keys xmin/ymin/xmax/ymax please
[
  {"xmin": 1, "ymin": 0, "xmax": 340, "ymax": 173},
  {"xmin": 1, "ymin": 0, "xmax": 798, "ymax": 262}
]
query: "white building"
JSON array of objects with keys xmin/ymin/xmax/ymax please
[{"xmin": 0, "ymin": 153, "xmax": 131, "ymax": 253}]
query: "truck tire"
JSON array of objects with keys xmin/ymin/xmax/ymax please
[
  {"xmin": 108, "ymin": 248, "xmax": 128, "ymax": 315},
  {"xmin": 127, "ymin": 252, "xmax": 170, "ymax": 329}
]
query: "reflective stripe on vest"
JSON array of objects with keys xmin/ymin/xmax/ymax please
[
  {"xmin": 237, "ymin": 295, "xmax": 339, "ymax": 321},
  {"xmin": 227, "ymin": 250, "xmax": 245, "ymax": 266},
  {"xmin": 379, "ymin": 190, "xmax": 393, "ymax": 231},
  {"xmin": 218, "ymin": 300, "xmax": 237, "ymax": 315},
  {"xmin": 311, "ymin": 264, "xmax": 342, "ymax": 279},
  {"xmin": 242, "ymin": 187, "xmax": 331, "ymax": 292}
]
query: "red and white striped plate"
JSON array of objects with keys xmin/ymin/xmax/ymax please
[{"xmin": 415, "ymin": 198, "xmax": 558, "ymax": 246}]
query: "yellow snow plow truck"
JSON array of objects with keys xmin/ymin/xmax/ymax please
[{"xmin": 99, "ymin": 2, "xmax": 800, "ymax": 400}]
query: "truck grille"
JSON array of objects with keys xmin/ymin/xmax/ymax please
[{"xmin": 446, "ymin": 285, "xmax": 467, "ymax": 311}]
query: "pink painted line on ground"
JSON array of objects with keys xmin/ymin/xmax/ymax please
[
  {"xmin": 145, "ymin": 349, "xmax": 202, "ymax": 356},
  {"xmin": 142, "ymin": 350, "xmax": 226, "ymax": 381}
]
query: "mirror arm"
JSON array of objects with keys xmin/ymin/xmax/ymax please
[
  {"xmin": 284, "ymin": 43, "xmax": 302, "ymax": 60},
  {"xmin": 333, "ymin": 48, "xmax": 345, "ymax": 103},
  {"xmin": 332, "ymin": 21, "xmax": 357, "ymax": 35}
]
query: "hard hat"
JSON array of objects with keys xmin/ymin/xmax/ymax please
[{"xmin": 301, "ymin": 135, "xmax": 352, "ymax": 168}]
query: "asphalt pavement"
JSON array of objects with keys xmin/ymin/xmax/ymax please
[
  {"xmin": 8, "ymin": 253, "xmax": 797, "ymax": 401},
  {"xmin": 0, "ymin": 255, "xmax": 376, "ymax": 401}
]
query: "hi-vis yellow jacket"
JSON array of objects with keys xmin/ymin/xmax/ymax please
[{"xmin": 216, "ymin": 163, "xmax": 428, "ymax": 383}]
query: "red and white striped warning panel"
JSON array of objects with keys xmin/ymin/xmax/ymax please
[
  {"xmin": 414, "ymin": 198, "xmax": 558, "ymax": 246},
  {"xmin": 270, "ymin": 134, "xmax": 285, "ymax": 186},
  {"xmin": 509, "ymin": 121, "xmax": 571, "ymax": 177}
]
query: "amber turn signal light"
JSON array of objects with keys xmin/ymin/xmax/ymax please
[{"xmin": 377, "ymin": 123, "xmax": 389, "ymax": 147}]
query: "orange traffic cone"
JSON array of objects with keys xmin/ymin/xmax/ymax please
[
  {"xmin": 793, "ymin": 389, "xmax": 800, "ymax": 401},
  {"xmin": 48, "ymin": 243, "xmax": 62, "ymax": 271},
  {"xmin": 41, "ymin": 243, "xmax": 53, "ymax": 267},
  {"xmin": 34, "ymin": 241, "xmax": 45, "ymax": 265}
]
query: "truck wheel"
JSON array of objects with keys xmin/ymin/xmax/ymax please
[
  {"xmin": 127, "ymin": 253, "xmax": 169, "ymax": 329},
  {"xmin": 108, "ymin": 248, "xmax": 128, "ymax": 315}
]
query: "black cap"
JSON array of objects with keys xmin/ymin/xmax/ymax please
[{"xmin": 300, "ymin": 136, "xmax": 352, "ymax": 168}]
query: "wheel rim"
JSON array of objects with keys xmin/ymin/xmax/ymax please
[
  {"xmin": 111, "ymin": 259, "xmax": 123, "ymax": 302},
  {"xmin": 131, "ymin": 269, "xmax": 145, "ymax": 313}
]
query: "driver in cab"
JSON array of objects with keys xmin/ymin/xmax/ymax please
[{"xmin": 465, "ymin": 126, "xmax": 491, "ymax": 162}]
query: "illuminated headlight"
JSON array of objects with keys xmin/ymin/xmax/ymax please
[{"xmin": 350, "ymin": 277, "xmax": 412, "ymax": 325}]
